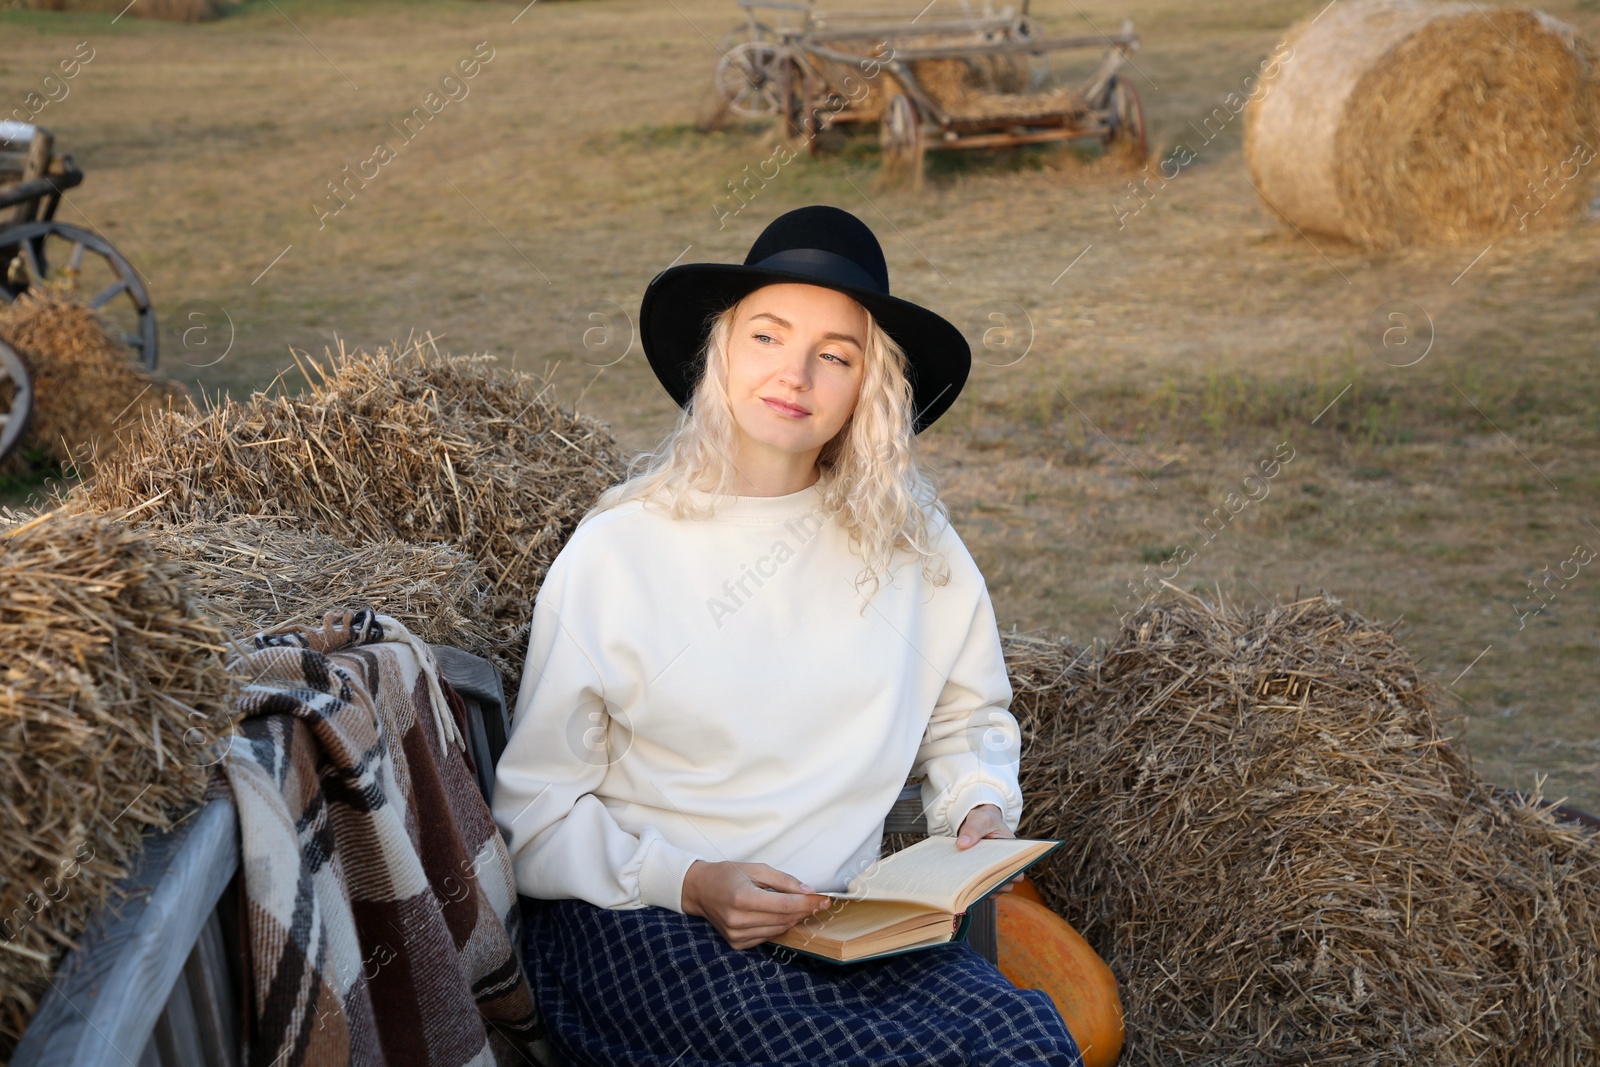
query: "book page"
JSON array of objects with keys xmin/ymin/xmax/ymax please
[
  {"xmin": 774, "ymin": 899, "xmax": 940, "ymax": 950},
  {"xmin": 821, "ymin": 836, "xmax": 1055, "ymax": 912}
]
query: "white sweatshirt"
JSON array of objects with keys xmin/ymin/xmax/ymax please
[{"xmin": 490, "ymin": 480, "xmax": 1024, "ymax": 914}]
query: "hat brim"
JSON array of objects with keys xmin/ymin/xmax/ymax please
[{"xmin": 639, "ymin": 263, "xmax": 971, "ymax": 434}]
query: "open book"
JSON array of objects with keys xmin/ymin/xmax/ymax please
[{"xmin": 767, "ymin": 836, "xmax": 1061, "ymax": 964}]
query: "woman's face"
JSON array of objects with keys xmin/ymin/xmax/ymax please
[{"xmin": 724, "ymin": 282, "xmax": 868, "ymax": 465}]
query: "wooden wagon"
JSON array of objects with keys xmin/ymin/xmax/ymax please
[
  {"xmin": 0, "ymin": 120, "xmax": 158, "ymax": 462},
  {"xmin": 780, "ymin": 21, "xmax": 1145, "ymax": 186},
  {"xmin": 711, "ymin": 0, "xmax": 1046, "ymax": 122}
]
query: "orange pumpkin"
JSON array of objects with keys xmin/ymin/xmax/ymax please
[
  {"xmin": 1010, "ymin": 874, "xmax": 1047, "ymax": 907},
  {"xmin": 995, "ymin": 895, "xmax": 1124, "ymax": 1067}
]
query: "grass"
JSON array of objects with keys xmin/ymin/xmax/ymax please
[
  {"xmin": 12, "ymin": 0, "xmax": 226, "ymax": 20},
  {"xmin": 3, "ymin": 0, "xmax": 1598, "ymax": 808},
  {"xmin": 0, "ymin": 446, "xmax": 74, "ymax": 499}
]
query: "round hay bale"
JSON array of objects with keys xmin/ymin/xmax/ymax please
[
  {"xmin": 1006, "ymin": 592, "xmax": 1600, "ymax": 1066},
  {"xmin": 1243, "ymin": 0, "xmax": 1600, "ymax": 249},
  {"xmin": 0, "ymin": 290, "xmax": 180, "ymax": 473},
  {"xmin": 0, "ymin": 506, "xmax": 237, "ymax": 1056},
  {"xmin": 69, "ymin": 339, "xmax": 628, "ymax": 692}
]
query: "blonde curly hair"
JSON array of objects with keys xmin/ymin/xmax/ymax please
[{"xmin": 586, "ymin": 288, "xmax": 953, "ymax": 603}]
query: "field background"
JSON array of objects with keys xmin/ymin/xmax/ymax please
[{"xmin": 2, "ymin": 0, "xmax": 1596, "ymax": 810}]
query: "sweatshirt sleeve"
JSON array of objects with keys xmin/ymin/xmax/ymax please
[
  {"xmin": 491, "ymin": 552, "xmax": 704, "ymax": 912},
  {"xmin": 911, "ymin": 572, "xmax": 1024, "ymax": 839}
]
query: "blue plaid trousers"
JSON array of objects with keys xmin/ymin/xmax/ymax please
[{"xmin": 521, "ymin": 896, "xmax": 1085, "ymax": 1066}]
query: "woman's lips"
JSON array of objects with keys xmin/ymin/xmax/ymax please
[{"xmin": 762, "ymin": 397, "xmax": 809, "ymax": 417}]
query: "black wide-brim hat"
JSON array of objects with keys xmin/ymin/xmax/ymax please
[{"xmin": 639, "ymin": 205, "xmax": 971, "ymax": 434}]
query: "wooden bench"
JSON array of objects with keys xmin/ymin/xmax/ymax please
[{"xmin": 10, "ymin": 647, "xmax": 995, "ymax": 1063}]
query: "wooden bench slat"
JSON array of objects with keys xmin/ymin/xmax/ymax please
[
  {"xmin": 150, "ymin": 968, "xmax": 206, "ymax": 1067},
  {"xmin": 183, "ymin": 911, "xmax": 238, "ymax": 1066}
]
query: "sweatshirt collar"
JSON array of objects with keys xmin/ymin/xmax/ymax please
[{"xmin": 684, "ymin": 481, "xmax": 827, "ymax": 523}]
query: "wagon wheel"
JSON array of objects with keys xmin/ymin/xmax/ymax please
[
  {"xmin": 1105, "ymin": 76, "xmax": 1147, "ymax": 163},
  {"xmin": 879, "ymin": 92, "xmax": 924, "ymax": 189},
  {"xmin": 715, "ymin": 41, "xmax": 784, "ymax": 117},
  {"xmin": 0, "ymin": 220, "xmax": 158, "ymax": 370},
  {"xmin": 0, "ymin": 338, "xmax": 35, "ymax": 465}
]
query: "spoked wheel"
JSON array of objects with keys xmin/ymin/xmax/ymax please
[
  {"xmin": 0, "ymin": 338, "xmax": 35, "ymax": 464},
  {"xmin": 0, "ymin": 220, "xmax": 158, "ymax": 370},
  {"xmin": 879, "ymin": 92, "xmax": 925, "ymax": 189},
  {"xmin": 715, "ymin": 41, "xmax": 784, "ymax": 117},
  {"xmin": 1105, "ymin": 76, "xmax": 1147, "ymax": 163}
]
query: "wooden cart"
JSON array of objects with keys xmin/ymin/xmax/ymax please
[
  {"xmin": 711, "ymin": 0, "xmax": 1044, "ymax": 123},
  {"xmin": 0, "ymin": 121, "xmax": 158, "ymax": 462},
  {"xmin": 779, "ymin": 21, "xmax": 1144, "ymax": 186},
  {"xmin": 0, "ymin": 312, "xmax": 30, "ymax": 465}
]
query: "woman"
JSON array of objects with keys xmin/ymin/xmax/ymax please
[{"xmin": 492, "ymin": 205, "xmax": 1082, "ymax": 1066}]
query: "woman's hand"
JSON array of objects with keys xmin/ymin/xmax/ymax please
[
  {"xmin": 956, "ymin": 803, "xmax": 1023, "ymax": 893},
  {"xmin": 681, "ymin": 859, "xmax": 833, "ymax": 950}
]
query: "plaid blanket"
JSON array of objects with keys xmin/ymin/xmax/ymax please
[{"xmin": 222, "ymin": 608, "xmax": 544, "ymax": 1066}]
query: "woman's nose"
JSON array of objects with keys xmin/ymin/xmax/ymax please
[{"xmin": 778, "ymin": 351, "xmax": 812, "ymax": 388}]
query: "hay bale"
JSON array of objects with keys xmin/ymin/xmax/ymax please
[
  {"xmin": 942, "ymin": 84, "xmax": 1085, "ymax": 122},
  {"xmin": 835, "ymin": 36, "xmax": 1003, "ymax": 120},
  {"xmin": 71, "ymin": 339, "xmax": 628, "ymax": 690},
  {"xmin": 1243, "ymin": 0, "xmax": 1600, "ymax": 249},
  {"xmin": 144, "ymin": 515, "xmax": 499, "ymax": 652},
  {"xmin": 1007, "ymin": 592, "xmax": 1600, "ymax": 1066},
  {"xmin": 0, "ymin": 506, "xmax": 237, "ymax": 1056},
  {"xmin": 0, "ymin": 290, "xmax": 178, "ymax": 473},
  {"xmin": 837, "ymin": 41, "xmax": 1082, "ymax": 128}
]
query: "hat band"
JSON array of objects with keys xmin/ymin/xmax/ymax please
[{"xmin": 749, "ymin": 248, "xmax": 886, "ymax": 295}]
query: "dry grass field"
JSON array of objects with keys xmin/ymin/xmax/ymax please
[{"xmin": 2, "ymin": 0, "xmax": 1597, "ymax": 810}]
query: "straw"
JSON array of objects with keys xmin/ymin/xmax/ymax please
[
  {"xmin": 1006, "ymin": 590, "xmax": 1600, "ymax": 1065},
  {"xmin": 0, "ymin": 290, "xmax": 179, "ymax": 473},
  {"xmin": 143, "ymin": 515, "xmax": 499, "ymax": 652},
  {"xmin": 0, "ymin": 506, "xmax": 237, "ymax": 1054},
  {"xmin": 1244, "ymin": 1, "xmax": 1600, "ymax": 249},
  {"xmin": 70, "ymin": 336, "xmax": 628, "ymax": 693}
]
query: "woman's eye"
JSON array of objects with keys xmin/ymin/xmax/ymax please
[
  {"xmin": 823, "ymin": 352, "xmax": 850, "ymax": 366},
  {"xmin": 753, "ymin": 332, "xmax": 775, "ymax": 344}
]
